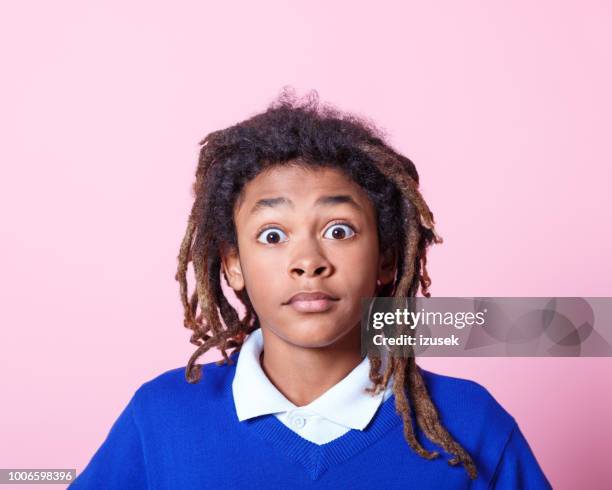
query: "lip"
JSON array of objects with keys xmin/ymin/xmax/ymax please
[{"xmin": 284, "ymin": 291, "xmax": 340, "ymax": 313}]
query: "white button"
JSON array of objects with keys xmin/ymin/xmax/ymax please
[{"xmin": 288, "ymin": 411, "xmax": 309, "ymax": 429}]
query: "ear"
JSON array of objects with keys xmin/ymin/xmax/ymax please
[
  {"xmin": 220, "ymin": 243, "xmax": 245, "ymax": 291},
  {"xmin": 377, "ymin": 247, "xmax": 397, "ymax": 286}
]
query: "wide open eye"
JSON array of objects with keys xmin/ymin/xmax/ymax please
[
  {"xmin": 256, "ymin": 227, "xmax": 288, "ymax": 244},
  {"xmin": 323, "ymin": 223, "xmax": 356, "ymax": 240}
]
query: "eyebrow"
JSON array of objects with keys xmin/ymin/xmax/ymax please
[{"xmin": 249, "ymin": 195, "xmax": 362, "ymax": 215}]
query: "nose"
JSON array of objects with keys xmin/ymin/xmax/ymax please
[{"xmin": 288, "ymin": 243, "xmax": 334, "ymax": 278}]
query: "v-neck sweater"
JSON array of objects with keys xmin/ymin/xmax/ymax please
[{"xmin": 70, "ymin": 351, "xmax": 552, "ymax": 489}]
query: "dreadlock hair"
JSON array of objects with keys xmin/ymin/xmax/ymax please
[{"xmin": 174, "ymin": 88, "xmax": 478, "ymax": 480}]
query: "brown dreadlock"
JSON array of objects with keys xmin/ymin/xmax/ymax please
[{"xmin": 174, "ymin": 89, "xmax": 478, "ymax": 480}]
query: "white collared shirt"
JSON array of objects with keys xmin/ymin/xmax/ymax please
[{"xmin": 232, "ymin": 328, "xmax": 394, "ymax": 445}]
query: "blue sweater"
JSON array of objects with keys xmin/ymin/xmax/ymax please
[{"xmin": 70, "ymin": 352, "xmax": 551, "ymax": 489}]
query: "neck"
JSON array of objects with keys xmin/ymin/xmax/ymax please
[{"xmin": 259, "ymin": 325, "xmax": 363, "ymax": 407}]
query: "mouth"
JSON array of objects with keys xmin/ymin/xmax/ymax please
[{"xmin": 284, "ymin": 291, "xmax": 340, "ymax": 313}]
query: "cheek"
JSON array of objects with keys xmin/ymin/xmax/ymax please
[
  {"xmin": 338, "ymin": 242, "xmax": 379, "ymax": 286},
  {"xmin": 239, "ymin": 251, "xmax": 283, "ymax": 307}
]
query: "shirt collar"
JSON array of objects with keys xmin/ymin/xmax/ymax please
[{"xmin": 232, "ymin": 328, "xmax": 392, "ymax": 431}]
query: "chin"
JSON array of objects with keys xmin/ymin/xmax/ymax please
[{"xmin": 279, "ymin": 323, "xmax": 354, "ymax": 349}]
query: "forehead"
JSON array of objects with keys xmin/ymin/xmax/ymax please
[{"xmin": 234, "ymin": 164, "xmax": 374, "ymax": 220}]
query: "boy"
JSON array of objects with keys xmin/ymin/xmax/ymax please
[{"xmin": 71, "ymin": 91, "xmax": 551, "ymax": 488}]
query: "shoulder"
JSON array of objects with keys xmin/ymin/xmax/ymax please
[
  {"xmin": 131, "ymin": 351, "xmax": 239, "ymax": 416},
  {"xmin": 418, "ymin": 367, "xmax": 517, "ymax": 443},
  {"xmin": 421, "ymin": 368, "xmax": 513, "ymax": 419},
  {"xmin": 417, "ymin": 369, "xmax": 551, "ymax": 487}
]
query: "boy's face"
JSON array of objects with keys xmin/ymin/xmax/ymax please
[{"xmin": 221, "ymin": 164, "xmax": 395, "ymax": 349}]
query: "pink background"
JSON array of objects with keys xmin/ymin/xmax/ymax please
[{"xmin": 1, "ymin": 1, "xmax": 611, "ymax": 488}]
